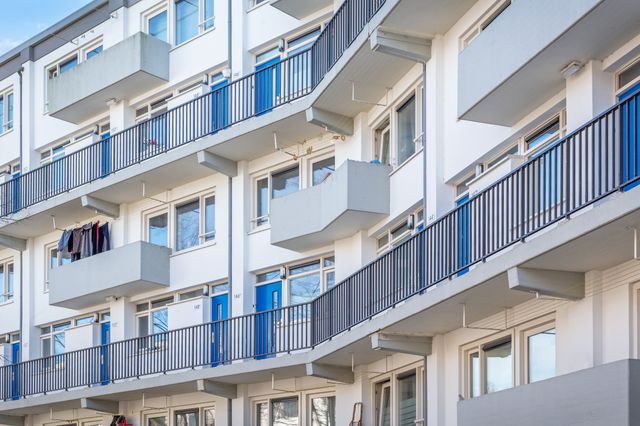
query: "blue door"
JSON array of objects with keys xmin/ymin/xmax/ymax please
[
  {"xmin": 211, "ymin": 294, "xmax": 229, "ymax": 366},
  {"xmin": 11, "ymin": 172, "xmax": 20, "ymax": 213},
  {"xmin": 101, "ymin": 132, "xmax": 111, "ymax": 178},
  {"xmin": 457, "ymin": 195, "xmax": 470, "ymax": 276},
  {"xmin": 100, "ymin": 322, "xmax": 110, "ymax": 385},
  {"xmin": 255, "ymin": 57, "xmax": 281, "ymax": 115},
  {"xmin": 255, "ymin": 281, "xmax": 282, "ymax": 359},
  {"xmin": 10, "ymin": 342, "xmax": 19, "ymax": 400},
  {"xmin": 619, "ymin": 82, "xmax": 640, "ymax": 191},
  {"xmin": 211, "ymin": 80, "xmax": 229, "ymax": 133}
]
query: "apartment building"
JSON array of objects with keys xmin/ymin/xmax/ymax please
[{"xmin": 0, "ymin": 0, "xmax": 640, "ymax": 424}]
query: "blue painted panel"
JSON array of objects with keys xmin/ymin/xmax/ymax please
[
  {"xmin": 100, "ymin": 322, "xmax": 110, "ymax": 385},
  {"xmin": 255, "ymin": 281, "xmax": 282, "ymax": 359},
  {"xmin": 11, "ymin": 342, "xmax": 19, "ymax": 400},
  {"xmin": 211, "ymin": 80, "xmax": 229, "ymax": 133},
  {"xmin": 101, "ymin": 132, "xmax": 111, "ymax": 177},
  {"xmin": 255, "ymin": 57, "xmax": 281, "ymax": 115},
  {"xmin": 211, "ymin": 294, "xmax": 229, "ymax": 366},
  {"xmin": 457, "ymin": 195, "xmax": 470, "ymax": 276},
  {"xmin": 619, "ymin": 83, "xmax": 640, "ymax": 191}
]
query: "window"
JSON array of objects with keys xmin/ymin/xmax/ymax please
[
  {"xmin": 287, "ymin": 29, "xmax": 321, "ymax": 56},
  {"xmin": 271, "ymin": 397, "xmax": 299, "ymax": 426},
  {"xmin": 272, "ymin": 166, "xmax": 299, "ymax": 199},
  {"xmin": 288, "ymin": 256, "xmax": 336, "ymax": 305},
  {"xmin": 376, "ymin": 208, "xmax": 423, "ymax": 255},
  {"xmin": 0, "ymin": 90, "xmax": 13, "ymax": 134},
  {"xmin": 460, "ymin": 0, "xmax": 511, "ymax": 50},
  {"xmin": 374, "ymin": 119, "xmax": 391, "ymax": 166},
  {"xmin": 312, "ymin": 157, "xmax": 335, "ymax": 186},
  {"xmin": 464, "ymin": 319, "xmax": 556, "ymax": 398},
  {"xmin": 252, "ymin": 165, "xmax": 299, "ymax": 228},
  {"xmin": 0, "ymin": 260, "xmax": 14, "ymax": 303},
  {"xmin": 46, "ymin": 244, "xmax": 71, "ymax": 292},
  {"xmin": 40, "ymin": 142, "xmax": 69, "ymax": 165},
  {"xmin": 175, "ymin": 194, "xmax": 215, "ymax": 251},
  {"xmin": 397, "ymin": 373, "xmax": 417, "ymax": 426},
  {"xmin": 175, "ymin": 409, "xmax": 199, "ymax": 426},
  {"xmin": 255, "ymin": 177, "xmax": 269, "ymax": 226},
  {"xmin": 179, "ymin": 288, "xmax": 203, "ymax": 301},
  {"xmin": 175, "ymin": 0, "xmax": 214, "ymax": 45},
  {"xmin": 148, "ymin": 10, "xmax": 168, "ymax": 42},
  {"xmin": 41, "ymin": 321, "xmax": 71, "ymax": 365},
  {"xmin": 136, "ymin": 297, "xmax": 172, "ymax": 342},
  {"xmin": 75, "ymin": 315, "xmax": 95, "ymax": 326},
  {"xmin": 397, "ymin": 96, "xmax": 417, "ymax": 165},
  {"xmin": 147, "ymin": 416, "xmax": 167, "ymax": 426},
  {"xmin": 204, "ymin": 408, "xmax": 215, "ymax": 426},
  {"xmin": 375, "ymin": 381, "xmax": 391, "ymax": 426},
  {"xmin": 148, "ymin": 212, "xmax": 169, "ymax": 247},
  {"xmin": 310, "ymin": 395, "xmax": 336, "ymax": 426},
  {"xmin": 525, "ymin": 117, "xmax": 561, "ymax": 152},
  {"xmin": 526, "ymin": 326, "xmax": 556, "ymax": 384},
  {"xmin": 85, "ymin": 45, "xmax": 103, "ymax": 60}
]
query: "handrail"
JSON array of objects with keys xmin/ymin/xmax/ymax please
[{"xmin": 0, "ymin": 0, "xmax": 387, "ymax": 218}]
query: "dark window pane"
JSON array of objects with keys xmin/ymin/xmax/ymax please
[{"xmin": 272, "ymin": 166, "xmax": 299, "ymax": 199}]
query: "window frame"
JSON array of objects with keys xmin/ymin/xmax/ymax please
[
  {"xmin": 376, "ymin": 207, "xmax": 424, "ymax": 255},
  {"xmin": 286, "ymin": 255, "xmax": 335, "ymax": 306},
  {"xmin": 307, "ymin": 391, "xmax": 337, "ymax": 426},
  {"xmin": 0, "ymin": 88, "xmax": 14, "ymax": 135},
  {"xmin": 309, "ymin": 154, "xmax": 335, "ymax": 187},
  {"xmin": 370, "ymin": 363, "xmax": 424, "ymax": 426},
  {"xmin": 144, "ymin": 5, "xmax": 169, "ymax": 43},
  {"xmin": 145, "ymin": 208, "xmax": 170, "ymax": 248},
  {"xmin": 45, "ymin": 241, "xmax": 72, "ymax": 293},
  {"xmin": 459, "ymin": 0, "xmax": 512, "ymax": 50},
  {"xmin": 135, "ymin": 296, "xmax": 173, "ymax": 341},
  {"xmin": 174, "ymin": 192, "xmax": 216, "ymax": 252},
  {"xmin": 0, "ymin": 258, "xmax": 15, "ymax": 304},
  {"xmin": 521, "ymin": 320, "xmax": 556, "ymax": 385}
]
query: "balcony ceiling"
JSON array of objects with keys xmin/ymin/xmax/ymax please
[
  {"xmin": 461, "ymin": 0, "xmax": 640, "ymax": 126},
  {"xmin": 269, "ymin": 0, "xmax": 332, "ymax": 19}
]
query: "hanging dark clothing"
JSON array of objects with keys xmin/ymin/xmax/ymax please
[
  {"xmin": 98, "ymin": 223, "xmax": 111, "ymax": 253},
  {"xmin": 91, "ymin": 221, "xmax": 100, "ymax": 255},
  {"xmin": 80, "ymin": 223, "xmax": 94, "ymax": 259},
  {"xmin": 70, "ymin": 227, "xmax": 83, "ymax": 259}
]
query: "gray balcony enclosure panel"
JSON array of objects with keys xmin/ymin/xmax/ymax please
[
  {"xmin": 49, "ymin": 241, "xmax": 171, "ymax": 309},
  {"xmin": 271, "ymin": 160, "xmax": 391, "ymax": 251},
  {"xmin": 270, "ymin": 0, "xmax": 332, "ymax": 19},
  {"xmin": 458, "ymin": 359, "xmax": 640, "ymax": 426},
  {"xmin": 48, "ymin": 32, "xmax": 170, "ymax": 124},
  {"xmin": 458, "ymin": 0, "xmax": 604, "ymax": 125}
]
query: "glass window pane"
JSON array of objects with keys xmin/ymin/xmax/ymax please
[
  {"xmin": 75, "ymin": 316, "xmax": 94, "ymax": 326},
  {"xmin": 312, "ymin": 157, "xmax": 335, "ymax": 186},
  {"xmin": 256, "ymin": 270, "xmax": 279, "ymax": 283},
  {"xmin": 175, "ymin": 409, "xmax": 198, "ymax": 426},
  {"xmin": 152, "ymin": 308, "xmax": 169, "ymax": 334},
  {"xmin": 311, "ymin": 396, "xmax": 336, "ymax": 426},
  {"xmin": 528, "ymin": 328, "xmax": 556, "ymax": 383},
  {"xmin": 148, "ymin": 417, "xmax": 167, "ymax": 426},
  {"xmin": 256, "ymin": 403, "xmax": 268, "ymax": 426},
  {"xmin": 204, "ymin": 196, "xmax": 215, "ymax": 242},
  {"xmin": 289, "ymin": 261, "xmax": 320, "ymax": 276},
  {"xmin": 149, "ymin": 11, "xmax": 168, "ymax": 42},
  {"xmin": 53, "ymin": 333, "xmax": 65, "ymax": 355},
  {"xmin": 397, "ymin": 96, "xmax": 416, "ymax": 165},
  {"xmin": 256, "ymin": 178, "xmax": 269, "ymax": 225},
  {"xmin": 470, "ymin": 352, "xmax": 480, "ymax": 398},
  {"xmin": 59, "ymin": 56, "xmax": 78, "ymax": 74},
  {"xmin": 151, "ymin": 297, "xmax": 173, "ymax": 309},
  {"xmin": 176, "ymin": 0, "xmax": 199, "ymax": 44},
  {"xmin": 204, "ymin": 0, "xmax": 215, "ymax": 30},
  {"xmin": 204, "ymin": 408, "xmax": 215, "ymax": 426},
  {"xmin": 85, "ymin": 45, "xmax": 103, "ymax": 60},
  {"xmin": 138, "ymin": 315, "xmax": 149, "ymax": 337},
  {"xmin": 7, "ymin": 93, "xmax": 13, "ymax": 129},
  {"xmin": 485, "ymin": 340, "xmax": 512, "ymax": 393},
  {"xmin": 53, "ymin": 322, "xmax": 71, "ymax": 332},
  {"xmin": 326, "ymin": 271, "xmax": 336, "ymax": 289},
  {"xmin": 211, "ymin": 283, "xmax": 229, "ymax": 294},
  {"xmin": 42, "ymin": 338, "xmax": 51, "ymax": 357},
  {"xmin": 149, "ymin": 213, "xmax": 169, "ymax": 247},
  {"xmin": 290, "ymin": 273, "xmax": 321, "ymax": 305},
  {"xmin": 378, "ymin": 386, "xmax": 391, "ymax": 426},
  {"xmin": 0, "ymin": 96, "xmax": 3, "ymax": 132},
  {"xmin": 176, "ymin": 200, "xmax": 200, "ymax": 251},
  {"xmin": 272, "ymin": 167, "xmax": 299, "ymax": 199},
  {"xmin": 271, "ymin": 398, "xmax": 298, "ymax": 426},
  {"xmin": 398, "ymin": 374, "xmax": 417, "ymax": 426},
  {"xmin": 526, "ymin": 119, "xmax": 560, "ymax": 150}
]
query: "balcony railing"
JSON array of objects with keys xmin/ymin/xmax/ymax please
[
  {"xmin": 0, "ymin": 0, "xmax": 386, "ymax": 218},
  {"xmin": 2, "ymin": 89, "xmax": 640, "ymax": 401}
]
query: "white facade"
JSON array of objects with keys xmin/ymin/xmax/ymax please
[{"xmin": 1, "ymin": 0, "xmax": 640, "ymax": 425}]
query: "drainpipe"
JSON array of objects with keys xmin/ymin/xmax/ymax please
[
  {"xmin": 17, "ymin": 67, "xmax": 24, "ymax": 355},
  {"xmin": 421, "ymin": 62, "xmax": 427, "ymax": 219},
  {"xmin": 226, "ymin": 1, "xmax": 234, "ymax": 424}
]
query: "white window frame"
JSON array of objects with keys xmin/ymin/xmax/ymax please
[
  {"xmin": 459, "ymin": 0, "xmax": 511, "ymax": 50},
  {"xmin": 616, "ymin": 55, "xmax": 640, "ymax": 95},
  {"xmin": 0, "ymin": 258, "xmax": 15, "ymax": 304},
  {"xmin": 307, "ymin": 391, "xmax": 337, "ymax": 426},
  {"xmin": 0, "ymin": 87, "xmax": 14, "ymax": 135},
  {"xmin": 370, "ymin": 363, "xmax": 424, "ymax": 426},
  {"xmin": 44, "ymin": 241, "xmax": 72, "ymax": 293},
  {"xmin": 174, "ymin": 0, "xmax": 216, "ymax": 46},
  {"xmin": 135, "ymin": 296, "xmax": 173, "ymax": 343},
  {"xmin": 522, "ymin": 113, "xmax": 565, "ymax": 158},
  {"xmin": 308, "ymin": 153, "xmax": 335, "ymax": 187},
  {"xmin": 40, "ymin": 320, "xmax": 72, "ymax": 366},
  {"xmin": 145, "ymin": 207, "xmax": 170, "ymax": 248},
  {"xmin": 40, "ymin": 141, "xmax": 70, "ymax": 166},
  {"xmin": 286, "ymin": 255, "xmax": 336, "ymax": 306},
  {"xmin": 461, "ymin": 315, "xmax": 556, "ymax": 399},
  {"xmin": 376, "ymin": 207, "xmax": 424, "ymax": 255},
  {"xmin": 143, "ymin": 4, "xmax": 169, "ymax": 43},
  {"xmin": 174, "ymin": 192, "xmax": 216, "ymax": 252}
]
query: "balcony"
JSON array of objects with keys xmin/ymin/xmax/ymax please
[
  {"xmin": 48, "ymin": 241, "xmax": 171, "ymax": 309},
  {"xmin": 458, "ymin": 0, "xmax": 640, "ymax": 125},
  {"xmin": 458, "ymin": 360, "xmax": 640, "ymax": 426},
  {"xmin": 270, "ymin": 0, "xmax": 333, "ymax": 19},
  {"xmin": 47, "ymin": 32, "xmax": 170, "ymax": 124},
  {"xmin": 270, "ymin": 160, "xmax": 391, "ymax": 251}
]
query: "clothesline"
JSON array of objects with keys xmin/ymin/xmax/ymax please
[{"xmin": 57, "ymin": 221, "xmax": 111, "ymax": 262}]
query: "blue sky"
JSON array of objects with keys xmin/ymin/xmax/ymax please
[{"xmin": 0, "ymin": 0, "xmax": 94, "ymax": 56}]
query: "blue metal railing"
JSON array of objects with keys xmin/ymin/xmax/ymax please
[{"xmin": 0, "ymin": 0, "xmax": 386, "ymax": 218}]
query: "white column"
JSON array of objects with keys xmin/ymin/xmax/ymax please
[
  {"xmin": 565, "ymin": 60, "xmax": 614, "ymax": 133},
  {"xmin": 231, "ymin": 161, "xmax": 252, "ymax": 317},
  {"xmin": 108, "ymin": 99, "xmax": 135, "ymax": 134},
  {"xmin": 334, "ymin": 231, "xmax": 376, "ymax": 282},
  {"xmin": 109, "ymin": 296, "xmax": 135, "ymax": 342}
]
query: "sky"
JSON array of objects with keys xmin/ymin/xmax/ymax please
[{"xmin": 0, "ymin": 0, "xmax": 95, "ymax": 56}]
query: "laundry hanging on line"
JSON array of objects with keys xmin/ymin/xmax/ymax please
[{"xmin": 57, "ymin": 221, "xmax": 111, "ymax": 262}]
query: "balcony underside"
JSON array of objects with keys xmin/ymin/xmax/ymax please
[
  {"xmin": 269, "ymin": 0, "xmax": 332, "ymax": 19},
  {"xmin": 459, "ymin": 0, "xmax": 640, "ymax": 126}
]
